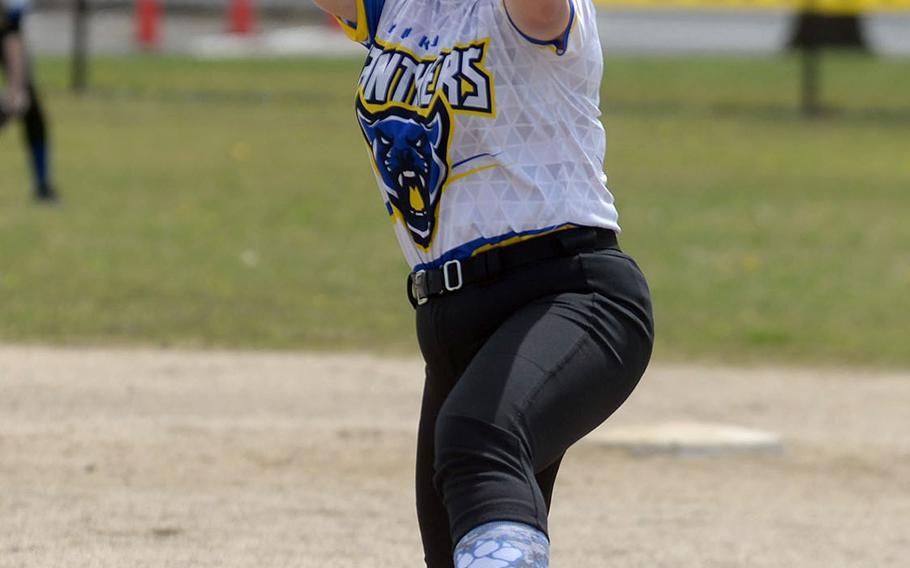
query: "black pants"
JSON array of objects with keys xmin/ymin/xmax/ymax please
[
  {"xmin": 1, "ymin": 57, "xmax": 50, "ymax": 193},
  {"xmin": 414, "ymin": 235, "xmax": 655, "ymax": 567},
  {"xmin": 20, "ymin": 82, "xmax": 48, "ymax": 157}
]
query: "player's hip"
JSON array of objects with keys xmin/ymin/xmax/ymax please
[{"xmin": 412, "ymin": 228, "xmax": 654, "ymax": 374}]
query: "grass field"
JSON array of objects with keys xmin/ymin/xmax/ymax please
[{"xmin": 1, "ymin": 53, "xmax": 908, "ymax": 366}]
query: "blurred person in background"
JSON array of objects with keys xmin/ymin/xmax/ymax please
[{"xmin": 1, "ymin": 0, "xmax": 57, "ymax": 202}]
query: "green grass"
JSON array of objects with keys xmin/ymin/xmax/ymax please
[{"xmin": 1, "ymin": 53, "xmax": 908, "ymax": 366}]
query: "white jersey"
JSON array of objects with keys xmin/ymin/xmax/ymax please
[{"xmin": 339, "ymin": 0, "xmax": 619, "ymax": 271}]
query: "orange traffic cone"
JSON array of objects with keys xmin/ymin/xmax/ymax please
[
  {"xmin": 135, "ymin": 0, "xmax": 160, "ymax": 49},
  {"xmin": 228, "ymin": 0, "xmax": 256, "ymax": 35}
]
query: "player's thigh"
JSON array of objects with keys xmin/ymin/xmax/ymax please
[{"xmin": 438, "ymin": 288, "xmax": 650, "ymax": 472}]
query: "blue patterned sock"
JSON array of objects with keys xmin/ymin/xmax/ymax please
[{"xmin": 454, "ymin": 521, "xmax": 549, "ymax": 568}]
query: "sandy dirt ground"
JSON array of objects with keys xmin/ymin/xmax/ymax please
[{"xmin": 1, "ymin": 345, "xmax": 908, "ymax": 567}]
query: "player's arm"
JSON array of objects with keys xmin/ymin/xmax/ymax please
[
  {"xmin": 1, "ymin": 30, "xmax": 29, "ymax": 116},
  {"xmin": 504, "ymin": 0, "xmax": 572, "ymax": 43},
  {"xmin": 312, "ymin": 0, "xmax": 358, "ymax": 24}
]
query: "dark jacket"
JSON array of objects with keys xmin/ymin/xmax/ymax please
[{"xmin": 1, "ymin": 0, "xmax": 25, "ymax": 36}]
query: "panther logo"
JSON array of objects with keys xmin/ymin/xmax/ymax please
[{"xmin": 356, "ymin": 96, "xmax": 452, "ymax": 249}]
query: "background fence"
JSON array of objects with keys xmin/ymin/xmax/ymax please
[{"xmin": 50, "ymin": 0, "xmax": 910, "ymax": 115}]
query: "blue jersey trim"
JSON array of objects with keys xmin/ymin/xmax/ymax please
[
  {"xmin": 413, "ymin": 223, "xmax": 579, "ymax": 271},
  {"xmin": 362, "ymin": 0, "xmax": 385, "ymax": 46},
  {"xmin": 453, "ymin": 152, "xmax": 500, "ymax": 169},
  {"xmin": 337, "ymin": 0, "xmax": 386, "ymax": 47},
  {"xmin": 503, "ymin": 0, "xmax": 576, "ymax": 56}
]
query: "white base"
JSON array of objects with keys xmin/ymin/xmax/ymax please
[{"xmin": 585, "ymin": 421, "xmax": 783, "ymax": 456}]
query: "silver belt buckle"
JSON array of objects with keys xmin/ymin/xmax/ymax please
[
  {"xmin": 412, "ymin": 269, "xmax": 428, "ymax": 306},
  {"xmin": 443, "ymin": 260, "xmax": 463, "ymax": 292}
]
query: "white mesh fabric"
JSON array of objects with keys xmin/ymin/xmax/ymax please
[{"xmin": 350, "ymin": 0, "xmax": 619, "ymax": 270}]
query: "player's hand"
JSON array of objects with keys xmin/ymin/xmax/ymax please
[{"xmin": 1, "ymin": 88, "xmax": 30, "ymax": 117}]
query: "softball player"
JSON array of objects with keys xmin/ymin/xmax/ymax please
[
  {"xmin": 313, "ymin": 0, "xmax": 654, "ymax": 566},
  {"xmin": 1, "ymin": 0, "xmax": 57, "ymax": 201}
]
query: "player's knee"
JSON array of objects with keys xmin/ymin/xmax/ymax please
[
  {"xmin": 434, "ymin": 412, "xmax": 528, "ymax": 484},
  {"xmin": 432, "ymin": 412, "xmax": 542, "ymax": 541},
  {"xmin": 433, "ymin": 412, "xmax": 525, "ymax": 473}
]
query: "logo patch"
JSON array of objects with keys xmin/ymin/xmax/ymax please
[
  {"xmin": 355, "ymin": 38, "xmax": 495, "ymax": 250},
  {"xmin": 356, "ymin": 96, "xmax": 452, "ymax": 249},
  {"xmin": 359, "ymin": 39, "xmax": 495, "ymax": 117}
]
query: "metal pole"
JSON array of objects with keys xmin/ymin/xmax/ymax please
[
  {"xmin": 801, "ymin": 39, "xmax": 821, "ymax": 117},
  {"xmin": 71, "ymin": 0, "xmax": 88, "ymax": 93},
  {"xmin": 793, "ymin": 9, "xmax": 824, "ymax": 117}
]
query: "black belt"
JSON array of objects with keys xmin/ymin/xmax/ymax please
[{"xmin": 407, "ymin": 227, "xmax": 618, "ymax": 306}]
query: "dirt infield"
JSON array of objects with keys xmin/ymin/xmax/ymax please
[{"xmin": 1, "ymin": 346, "xmax": 908, "ymax": 567}]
